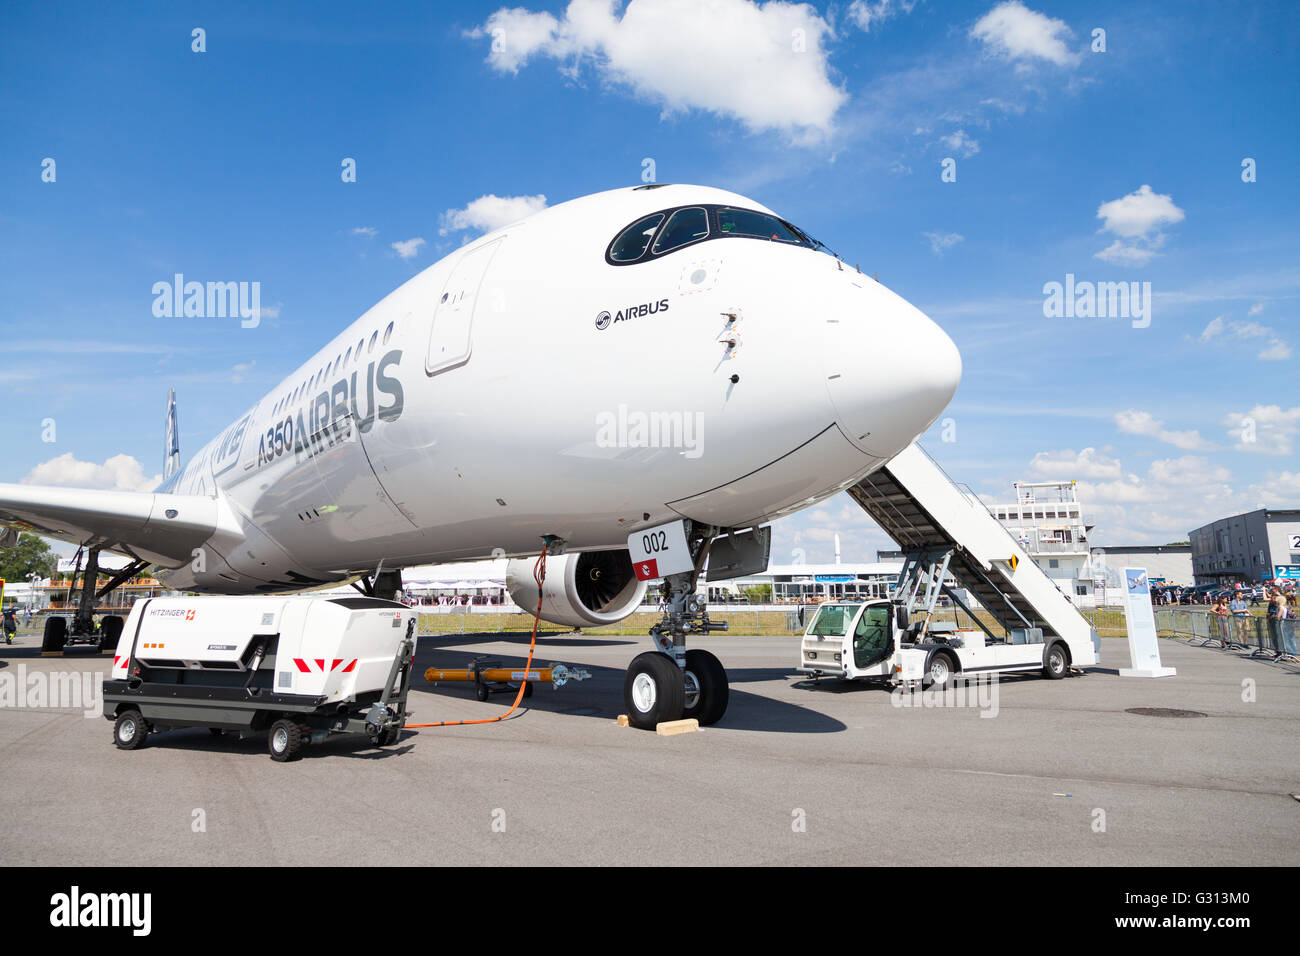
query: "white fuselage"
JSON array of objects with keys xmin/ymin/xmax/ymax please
[{"xmin": 156, "ymin": 185, "xmax": 962, "ymax": 592}]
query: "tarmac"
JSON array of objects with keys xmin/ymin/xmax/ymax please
[{"xmin": 1, "ymin": 627, "xmax": 1296, "ymax": 866}]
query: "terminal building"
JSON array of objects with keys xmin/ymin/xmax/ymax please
[
  {"xmin": 1189, "ymin": 508, "xmax": 1300, "ymax": 585},
  {"xmin": 727, "ymin": 561, "xmax": 904, "ymax": 604}
]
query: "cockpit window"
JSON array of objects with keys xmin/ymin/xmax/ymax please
[
  {"xmin": 718, "ymin": 207, "xmax": 806, "ymax": 244},
  {"xmin": 652, "ymin": 207, "xmax": 709, "ymax": 255},
  {"xmin": 606, "ymin": 203, "xmax": 820, "ymax": 265},
  {"xmin": 609, "ymin": 213, "xmax": 666, "ymax": 262}
]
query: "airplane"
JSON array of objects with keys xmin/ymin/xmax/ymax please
[{"xmin": 0, "ymin": 183, "xmax": 961, "ymax": 729}]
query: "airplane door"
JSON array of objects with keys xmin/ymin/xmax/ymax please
[{"xmin": 426, "ymin": 237, "xmax": 504, "ymax": 375}]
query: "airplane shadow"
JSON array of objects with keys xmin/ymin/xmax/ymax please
[
  {"xmin": 409, "ymin": 645, "xmax": 847, "ymax": 734},
  {"xmin": 0, "ymin": 643, "xmax": 107, "ymax": 663}
]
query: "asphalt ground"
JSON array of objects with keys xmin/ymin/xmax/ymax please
[{"xmin": 0, "ymin": 627, "xmax": 1296, "ymax": 866}]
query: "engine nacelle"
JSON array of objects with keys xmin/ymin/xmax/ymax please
[{"xmin": 506, "ymin": 549, "xmax": 647, "ymax": 628}]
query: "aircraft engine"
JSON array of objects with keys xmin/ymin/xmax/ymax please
[{"xmin": 505, "ymin": 549, "xmax": 647, "ymax": 628}]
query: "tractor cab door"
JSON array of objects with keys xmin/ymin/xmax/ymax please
[{"xmin": 852, "ymin": 602, "xmax": 894, "ymax": 669}]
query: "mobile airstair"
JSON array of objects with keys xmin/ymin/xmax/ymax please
[{"xmin": 847, "ymin": 442, "xmax": 1099, "ymax": 666}]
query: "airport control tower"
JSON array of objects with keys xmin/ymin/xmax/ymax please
[{"xmin": 989, "ymin": 480, "xmax": 1096, "ymax": 608}]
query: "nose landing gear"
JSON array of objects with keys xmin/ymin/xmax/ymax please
[{"xmin": 622, "ymin": 524, "xmax": 730, "ymax": 730}]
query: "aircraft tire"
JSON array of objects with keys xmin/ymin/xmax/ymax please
[
  {"xmin": 682, "ymin": 649, "xmax": 729, "ymax": 725},
  {"xmin": 624, "ymin": 651, "xmax": 685, "ymax": 729}
]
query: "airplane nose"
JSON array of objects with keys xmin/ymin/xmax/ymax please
[{"xmin": 823, "ymin": 287, "xmax": 962, "ymax": 457}]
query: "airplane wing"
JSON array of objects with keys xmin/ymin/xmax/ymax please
[{"xmin": 0, "ymin": 483, "xmax": 229, "ymax": 567}]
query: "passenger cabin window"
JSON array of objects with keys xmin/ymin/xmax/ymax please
[
  {"xmin": 652, "ymin": 207, "xmax": 708, "ymax": 255},
  {"xmin": 609, "ymin": 213, "xmax": 666, "ymax": 261}
]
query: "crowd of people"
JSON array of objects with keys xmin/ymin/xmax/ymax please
[{"xmin": 1206, "ymin": 584, "xmax": 1297, "ymax": 658}]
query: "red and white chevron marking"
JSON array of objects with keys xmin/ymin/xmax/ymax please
[{"xmin": 291, "ymin": 658, "xmax": 357, "ymax": 674}]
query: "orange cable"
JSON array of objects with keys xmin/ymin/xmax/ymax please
[{"xmin": 403, "ymin": 543, "xmax": 547, "ymax": 729}]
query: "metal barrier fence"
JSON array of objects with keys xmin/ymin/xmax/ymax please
[
  {"xmin": 1081, "ymin": 607, "xmax": 1126, "ymax": 631},
  {"xmin": 1154, "ymin": 607, "xmax": 1298, "ymax": 659}
]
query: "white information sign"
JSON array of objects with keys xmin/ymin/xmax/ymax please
[{"xmin": 1119, "ymin": 567, "xmax": 1176, "ymax": 678}]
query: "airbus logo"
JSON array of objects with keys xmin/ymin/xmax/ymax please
[{"xmin": 596, "ymin": 299, "xmax": 670, "ymax": 330}]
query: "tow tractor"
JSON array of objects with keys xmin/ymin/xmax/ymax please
[{"xmin": 798, "ymin": 599, "xmax": 1075, "ymax": 686}]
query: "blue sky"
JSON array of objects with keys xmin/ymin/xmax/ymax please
[{"xmin": 1, "ymin": 0, "xmax": 1297, "ymax": 562}]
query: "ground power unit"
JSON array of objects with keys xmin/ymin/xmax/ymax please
[{"xmin": 102, "ymin": 595, "xmax": 417, "ymax": 761}]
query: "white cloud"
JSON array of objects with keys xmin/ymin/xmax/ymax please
[
  {"xmin": 1257, "ymin": 339, "xmax": 1292, "ymax": 361},
  {"xmin": 1197, "ymin": 316, "xmax": 1224, "ymax": 342},
  {"xmin": 473, "ymin": 7, "xmax": 562, "ymax": 73},
  {"xmin": 1027, "ymin": 447, "xmax": 1122, "ymax": 480},
  {"xmin": 1093, "ymin": 184, "xmax": 1184, "ymax": 267},
  {"xmin": 1229, "ymin": 321, "xmax": 1268, "ymax": 339},
  {"xmin": 776, "ymin": 497, "xmax": 894, "ymax": 564},
  {"xmin": 390, "ymin": 237, "xmax": 426, "ymax": 260},
  {"xmin": 1096, "ymin": 184, "xmax": 1185, "ymax": 238},
  {"xmin": 469, "ymin": 0, "xmax": 848, "ymax": 140},
  {"xmin": 923, "ymin": 231, "xmax": 964, "ymax": 256},
  {"xmin": 970, "ymin": 1, "xmax": 1080, "ymax": 67},
  {"xmin": 22, "ymin": 453, "xmax": 161, "ymax": 493},
  {"xmin": 940, "ymin": 128, "xmax": 980, "ymax": 157},
  {"xmin": 1192, "ymin": 314, "xmax": 1291, "ymax": 360},
  {"xmin": 979, "ymin": 96, "xmax": 1026, "ymax": 115},
  {"xmin": 439, "ymin": 194, "xmax": 548, "ymax": 236},
  {"xmin": 1250, "ymin": 470, "xmax": 1300, "ymax": 502},
  {"xmin": 1223, "ymin": 405, "xmax": 1300, "ymax": 456},
  {"xmin": 1113, "ymin": 409, "xmax": 1210, "ymax": 451},
  {"xmin": 1074, "ymin": 455, "xmax": 1240, "ymax": 544},
  {"xmin": 351, "ymin": 226, "xmax": 378, "ymax": 237},
  {"xmin": 1094, "ymin": 239, "xmax": 1157, "ymax": 267},
  {"xmin": 847, "ymin": 0, "xmax": 916, "ymax": 32},
  {"xmin": 1018, "ymin": 441, "xmax": 1297, "ymax": 546},
  {"xmin": 1248, "ymin": 302, "xmax": 1264, "ymax": 315}
]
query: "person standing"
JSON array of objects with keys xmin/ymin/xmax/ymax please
[
  {"xmin": 1282, "ymin": 590, "xmax": 1298, "ymax": 658},
  {"xmin": 1210, "ymin": 595, "xmax": 1231, "ymax": 645},
  {"xmin": 1229, "ymin": 590, "xmax": 1250, "ymax": 647},
  {"xmin": 1266, "ymin": 588, "xmax": 1286, "ymax": 656},
  {"xmin": 1, "ymin": 606, "xmax": 16, "ymax": 645}
]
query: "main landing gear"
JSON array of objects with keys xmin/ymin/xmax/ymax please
[
  {"xmin": 623, "ymin": 524, "xmax": 730, "ymax": 730},
  {"xmin": 353, "ymin": 566, "xmax": 405, "ymax": 603},
  {"xmin": 40, "ymin": 545, "xmax": 140, "ymax": 655}
]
